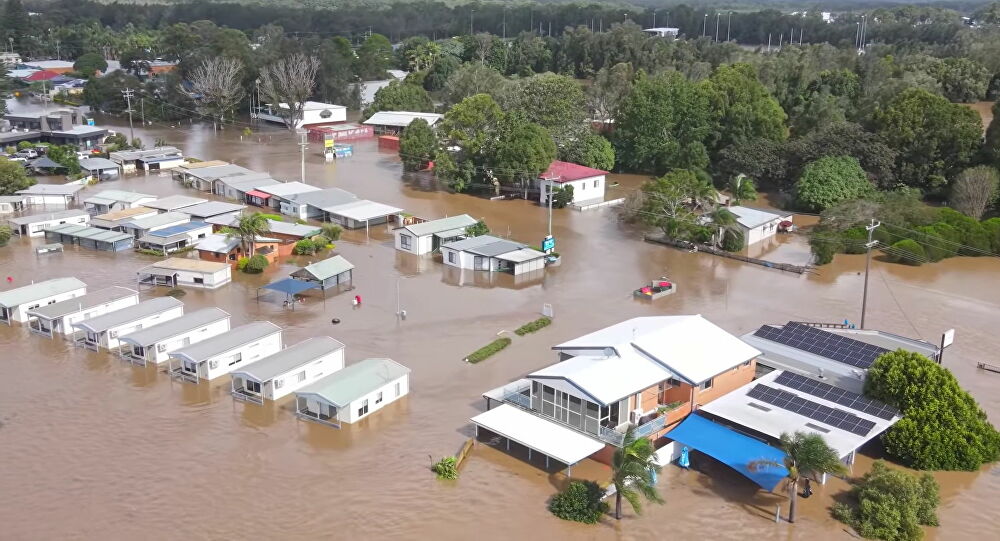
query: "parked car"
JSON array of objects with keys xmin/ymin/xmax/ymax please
[{"xmin": 15, "ymin": 149, "xmax": 38, "ymax": 159}]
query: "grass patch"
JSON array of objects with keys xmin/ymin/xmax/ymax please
[
  {"xmin": 514, "ymin": 316, "xmax": 552, "ymax": 336},
  {"xmin": 466, "ymin": 337, "xmax": 511, "ymax": 363}
]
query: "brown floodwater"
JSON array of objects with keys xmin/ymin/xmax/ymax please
[
  {"xmin": 964, "ymin": 101, "xmax": 995, "ymax": 133},
  {"xmin": 1, "ymin": 113, "xmax": 999, "ymax": 540}
]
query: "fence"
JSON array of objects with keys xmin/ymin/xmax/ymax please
[{"xmin": 644, "ymin": 235, "xmax": 813, "ymax": 274}]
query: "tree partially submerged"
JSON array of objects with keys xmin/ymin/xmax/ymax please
[
  {"xmin": 187, "ymin": 57, "xmax": 245, "ymax": 130},
  {"xmin": 258, "ymin": 53, "xmax": 320, "ymax": 131},
  {"xmin": 750, "ymin": 431, "xmax": 847, "ymax": 524},
  {"xmin": 398, "ymin": 118, "xmax": 437, "ymax": 171},
  {"xmin": 833, "ymin": 461, "xmax": 940, "ymax": 541},
  {"xmin": 611, "ymin": 426, "xmax": 663, "ymax": 520}
]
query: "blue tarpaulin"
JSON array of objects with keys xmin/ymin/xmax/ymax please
[
  {"xmin": 261, "ymin": 278, "xmax": 320, "ymax": 296},
  {"xmin": 664, "ymin": 413, "xmax": 789, "ymax": 491}
]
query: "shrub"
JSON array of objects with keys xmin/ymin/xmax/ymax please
[
  {"xmin": 321, "ymin": 223, "xmax": 343, "ymax": 241},
  {"xmin": 548, "ymin": 481, "xmax": 608, "ymax": 524},
  {"xmin": 833, "ymin": 461, "xmax": 939, "ymax": 541},
  {"xmin": 795, "ymin": 156, "xmax": 876, "ymax": 212},
  {"xmin": 721, "ymin": 229, "xmax": 744, "ymax": 252},
  {"xmin": 431, "ymin": 456, "xmax": 459, "ymax": 480},
  {"xmin": 0, "ymin": 224, "xmax": 11, "ymax": 247},
  {"xmin": 552, "ymin": 184, "xmax": 574, "ymax": 208},
  {"xmin": 515, "ymin": 317, "xmax": 552, "ymax": 336},
  {"xmin": 886, "ymin": 239, "xmax": 925, "ymax": 265},
  {"xmin": 236, "ymin": 257, "xmax": 250, "ymax": 271},
  {"xmin": 465, "ymin": 220, "xmax": 489, "ymax": 237},
  {"xmin": 243, "ymin": 254, "xmax": 269, "ymax": 273},
  {"xmin": 466, "ymin": 337, "xmax": 512, "ymax": 363},
  {"xmin": 136, "ymin": 248, "xmax": 167, "ymax": 256},
  {"xmin": 293, "ymin": 239, "xmax": 318, "ymax": 255},
  {"xmin": 256, "ymin": 213, "xmax": 283, "ymax": 221},
  {"xmin": 865, "ymin": 350, "xmax": 1000, "ymax": 470},
  {"xmin": 311, "ymin": 234, "xmax": 332, "ymax": 248}
]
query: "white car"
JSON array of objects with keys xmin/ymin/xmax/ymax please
[{"xmin": 15, "ymin": 149, "xmax": 38, "ymax": 159}]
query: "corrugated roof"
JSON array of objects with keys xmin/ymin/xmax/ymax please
[
  {"xmin": 170, "ymin": 321, "xmax": 281, "ymax": 362},
  {"xmin": 726, "ymin": 206, "xmax": 789, "ymax": 230},
  {"xmin": 220, "ymin": 175, "xmax": 280, "ymax": 191},
  {"xmin": 324, "ymin": 199, "xmax": 403, "ymax": 220},
  {"xmin": 144, "ymin": 195, "xmax": 207, "ymax": 211},
  {"xmin": 403, "ymin": 214, "xmax": 477, "ymax": 236},
  {"xmin": 288, "ymin": 188, "xmax": 357, "ymax": 210},
  {"xmin": 79, "ymin": 157, "xmax": 118, "ymax": 170},
  {"xmin": 363, "ymin": 111, "xmax": 442, "ymax": 127},
  {"xmin": 292, "ymin": 255, "xmax": 354, "ymax": 281},
  {"xmin": 0, "ymin": 277, "xmax": 87, "ymax": 308},
  {"xmin": 16, "ymin": 183, "xmax": 85, "ymax": 195},
  {"xmin": 28, "ymin": 286, "xmax": 137, "ymax": 319},
  {"xmin": 118, "ymin": 307, "xmax": 230, "ymax": 347},
  {"xmin": 195, "ymin": 234, "xmax": 241, "ymax": 253},
  {"xmin": 149, "ymin": 222, "xmax": 211, "ymax": 237},
  {"xmin": 140, "ymin": 257, "xmax": 230, "ymax": 273},
  {"xmin": 297, "ymin": 358, "xmax": 409, "ymax": 406},
  {"xmin": 92, "ymin": 207, "xmax": 157, "ymax": 222},
  {"xmin": 255, "ymin": 182, "xmax": 321, "ymax": 198},
  {"xmin": 178, "ymin": 160, "xmax": 228, "ymax": 170},
  {"xmin": 125, "ymin": 212, "xmax": 190, "ymax": 231},
  {"xmin": 177, "ymin": 201, "xmax": 246, "ymax": 218},
  {"xmin": 72, "ymin": 297, "xmax": 183, "ymax": 333},
  {"xmin": 45, "ymin": 223, "xmax": 133, "ymax": 243},
  {"xmin": 494, "ymin": 247, "xmax": 546, "ymax": 263},
  {"xmin": 265, "ymin": 219, "xmax": 321, "ymax": 238},
  {"xmin": 443, "ymin": 234, "xmax": 525, "ymax": 257},
  {"xmin": 109, "ymin": 147, "xmax": 182, "ymax": 161},
  {"xmin": 84, "ymin": 189, "xmax": 154, "ymax": 204},
  {"xmin": 540, "ymin": 161, "xmax": 608, "ymax": 183},
  {"xmin": 233, "ymin": 337, "xmax": 345, "ymax": 382},
  {"xmin": 8, "ymin": 209, "xmax": 89, "ymax": 225}
]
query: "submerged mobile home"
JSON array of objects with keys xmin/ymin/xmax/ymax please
[
  {"xmin": 231, "ymin": 336, "xmax": 346, "ymax": 404},
  {"xmin": 118, "ymin": 307, "xmax": 232, "ymax": 365},
  {"xmin": 167, "ymin": 321, "xmax": 283, "ymax": 383},
  {"xmin": 295, "ymin": 358, "xmax": 410, "ymax": 428},
  {"xmin": 0, "ymin": 277, "xmax": 87, "ymax": 325},
  {"xmin": 72, "ymin": 297, "xmax": 184, "ymax": 350},
  {"xmin": 27, "ymin": 286, "xmax": 138, "ymax": 338}
]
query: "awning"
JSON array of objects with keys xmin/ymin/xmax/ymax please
[
  {"xmin": 261, "ymin": 278, "xmax": 320, "ymax": 296},
  {"xmin": 664, "ymin": 413, "xmax": 788, "ymax": 491},
  {"xmin": 495, "ymin": 248, "xmax": 546, "ymax": 263},
  {"xmin": 434, "ymin": 227, "xmax": 468, "ymax": 239},
  {"xmin": 471, "ymin": 404, "xmax": 604, "ymax": 465},
  {"xmin": 246, "ymin": 190, "xmax": 272, "ymax": 199},
  {"xmin": 139, "ymin": 267, "xmax": 179, "ymax": 278}
]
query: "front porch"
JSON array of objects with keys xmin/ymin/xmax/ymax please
[
  {"xmin": 27, "ymin": 317, "xmax": 57, "ymax": 338},
  {"xmin": 166, "ymin": 358, "xmax": 201, "ymax": 383},
  {"xmin": 231, "ymin": 376, "xmax": 265, "ymax": 405},
  {"xmin": 295, "ymin": 396, "xmax": 341, "ymax": 428}
]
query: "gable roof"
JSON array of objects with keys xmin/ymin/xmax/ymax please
[
  {"xmin": 8, "ymin": 209, "xmax": 89, "ymax": 225},
  {"xmin": 233, "ymin": 336, "xmax": 345, "ymax": 382},
  {"xmin": 540, "ymin": 161, "xmax": 608, "ymax": 183},
  {"xmin": 27, "ymin": 286, "xmax": 137, "ymax": 320},
  {"xmin": 530, "ymin": 353, "xmax": 672, "ymax": 406},
  {"xmin": 176, "ymin": 201, "xmax": 246, "ymax": 218},
  {"xmin": 195, "ymin": 234, "xmax": 241, "ymax": 253},
  {"xmin": 143, "ymin": 195, "xmax": 207, "ymax": 211},
  {"xmin": 402, "ymin": 214, "xmax": 477, "ymax": 236},
  {"xmin": 442, "ymin": 234, "xmax": 526, "ymax": 257},
  {"xmin": 288, "ymin": 187, "xmax": 357, "ymax": 209},
  {"xmin": 72, "ymin": 297, "xmax": 183, "ymax": 333},
  {"xmin": 78, "ymin": 157, "xmax": 118, "ymax": 171},
  {"xmin": 16, "ymin": 183, "xmax": 85, "ymax": 196},
  {"xmin": 323, "ymin": 199, "xmax": 403, "ymax": 219},
  {"xmin": 363, "ymin": 111, "xmax": 442, "ymax": 127},
  {"xmin": 726, "ymin": 206, "xmax": 789, "ymax": 229},
  {"xmin": 124, "ymin": 211, "xmax": 190, "ymax": 231},
  {"xmin": 140, "ymin": 257, "xmax": 230, "ymax": 273},
  {"xmin": 0, "ymin": 277, "xmax": 87, "ymax": 308},
  {"xmin": 170, "ymin": 321, "xmax": 281, "ymax": 363},
  {"xmin": 148, "ymin": 221, "xmax": 212, "ymax": 237},
  {"xmin": 292, "ymin": 255, "xmax": 354, "ymax": 281},
  {"xmin": 297, "ymin": 358, "xmax": 409, "ymax": 406},
  {"xmin": 119, "ymin": 307, "xmax": 231, "ymax": 347},
  {"xmin": 254, "ymin": 182, "xmax": 321, "ymax": 198},
  {"xmin": 92, "ymin": 207, "xmax": 157, "ymax": 223},
  {"xmin": 84, "ymin": 189, "xmax": 155, "ymax": 205}
]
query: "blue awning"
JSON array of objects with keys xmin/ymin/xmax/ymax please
[
  {"xmin": 664, "ymin": 413, "xmax": 789, "ymax": 491},
  {"xmin": 261, "ymin": 278, "xmax": 320, "ymax": 296}
]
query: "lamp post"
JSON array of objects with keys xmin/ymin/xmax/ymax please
[
  {"xmin": 715, "ymin": 13, "xmax": 720, "ymax": 42},
  {"xmin": 470, "ymin": 9, "xmax": 475, "ymax": 35},
  {"xmin": 727, "ymin": 12, "xmax": 733, "ymax": 42},
  {"xmin": 703, "ymin": 14, "xmax": 708, "ymax": 37}
]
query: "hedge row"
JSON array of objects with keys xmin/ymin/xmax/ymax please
[
  {"xmin": 466, "ymin": 337, "xmax": 511, "ymax": 364},
  {"xmin": 514, "ymin": 317, "xmax": 552, "ymax": 336}
]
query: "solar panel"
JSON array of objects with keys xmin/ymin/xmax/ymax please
[
  {"xmin": 748, "ymin": 383, "xmax": 878, "ymax": 436},
  {"xmin": 753, "ymin": 322, "xmax": 891, "ymax": 369},
  {"xmin": 774, "ymin": 372, "xmax": 898, "ymax": 420}
]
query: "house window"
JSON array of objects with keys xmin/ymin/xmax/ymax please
[
  {"xmin": 400, "ymin": 234, "xmax": 412, "ymax": 250},
  {"xmin": 297, "ymin": 371, "xmax": 306, "ymax": 382},
  {"xmin": 447, "ymin": 251, "xmax": 455, "ymax": 264},
  {"xmin": 699, "ymin": 378, "xmax": 714, "ymax": 391},
  {"xmin": 376, "ymin": 392, "xmax": 383, "ymax": 404},
  {"xmin": 228, "ymin": 253, "xmax": 236, "ymax": 261},
  {"xmin": 741, "ymin": 360, "xmax": 751, "ymax": 367},
  {"xmin": 593, "ymin": 180, "xmax": 599, "ymax": 188},
  {"xmin": 395, "ymin": 382, "xmax": 401, "ymax": 397},
  {"xmin": 209, "ymin": 359, "xmax": 218, "ymax": 369},
  {"xmin": 246, "ymin": 380, "xmax": 261, "ymax": 393},
  {"xmin": 580, "ymin": 182, "xmax": 585, "ymax": 190},
  {"xmin": 193, "ymin": 277, "xmax": 204, "ymax": 284},
  {"xmin": 358, "ymin": 399, "xmax": 369, "ymax": 417},
  {"xmin": 228, "ymin": 352, "xmax": 242, "ymax": 366}
]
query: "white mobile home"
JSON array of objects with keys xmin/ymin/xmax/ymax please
[
  {"xmin": 83, "ymin": 190, "xmax": 156, "ymax": 214},
  {"xmin": 73, "ymin": 296, "xmax": 184, "ymax": 350},
  {"xmin": 136, "ymin": 222, "xmax": 213, "ymax": 254},
  {"xmin": 295, "ymin": 358, "xmax": 410, "ymax": 428},
  {"xmin": 118, "ymin": 307, "xmax": 232, "ymax": 365},
  {"xmin": 136, "ymin": 258, "xmax": 232, "ymax": 289},
  {"xmin": 167, "ymin": 321, "xmax": 283, "ymax": 383},
  {"xmin": 90, "ymin": 207, "xmax": 158, "ymax": 231},
  {"xmin": 253, "ymin": 182, "xmax": 320, "ymax": 211},
  {"xmin": 215, "ymin": 174, "xmax": 280, "ymax": 202},
  {"xmin": 0, "ymin": 195, "xmax": 27, "ymax": 214},
  {"xmin": 726, "ymin": 206, "xmax": 794, "ymax": 247},
  {"xmin": 121, "ymin": 211, "xmax": 191, "ymax": 239},
  {"xmin": 8, "ymin": 209, "xmax": 90, "ymax": 237},
  {"xmin": 441, "ymin": 235, "xmax": 546, "ymax": 276},
  {"xmin": 255, "ymin": 101, "xmax": 347, "ymax": 129},
  {"xmin": 0, "ymin": 277, "xmax": 87, "ymax": 325},
  {"xmin": 283, "ymin": 188, "xmax": 357, "ymax": 220},
  {"xmin": 393, "ymin": 214, "xmax": 477, "ymax": 255},
  {"xmin": 143, "ymin": 195, "xmax": 207, "ymax": 213},
  {"xmin": 109, "ymin": 146, "xmax": 185, "ymax": 174},
  {"xmin": 16, "ymin": 183, "xmax": 85, "ymax": 208},
  {"xmin": 231, "ymin": 336, "xmax": 346, "ymax": 404},
  {"xmin": 27, "ymin": 286, "xmax": 138, "ymax": 338},
  {"xmin": 176, "ymin": 201, "xmax": 246, "ymax": 221}
]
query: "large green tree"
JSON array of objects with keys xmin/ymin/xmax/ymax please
[
  {"xmin": 635, "ymin": 169, "xmax": 717, "ymax": 240},
  {"xmin": 611, "ymin": 427, "xmax": 663, "ymax": 520},
  {"xmin": 613, "ymin": 72, "xmax": 713, "ymax": 174},
  {"xmin": 865, "ymin": 350, "xmax": 1000, "ymax": 471},
  {"xmin": 796, "ymin": 156, "xmax": 876, "ymax": 212},
  {"xmin": 750, "ymin": 432, "xmax": 847, "ymax": 524},
  {"xmin": 361, "ymin": 81, "xmax": 434, "ymax": 120},
  {"xmin": 0, "ymin": 158, "xmax": 34, "ymax": 195},
  {"xmin": 870, "ymin": 88, "xmax": 982, "ymax": 192},
  {"xmin": 442, "ymin": 63, "xmax": 509, "ymax": 107},
  {"xmin": 1, "ymin": 0, "xmax": 31, "ymax": 52},
  {"xmin": 73, "ymin": 53, "xmax": 108, "ymax": 77},
  {"xmin": 785, "ymin": 122, "xmax": 897, "ymax": 189},
  {"xmin": 355, "ymin": 33, "xmax": 393, "ymax": 80},
  {"xmin": 317, "ymin": 37, "xmax": 360, "ymax": 110},
  {"xmin": 398, "ymin": 118, "xmax": 437, "ymax": 172},
  {"xmin": 489, "ymin": 114, "xmax": 556, "ymax": 188},
  {"xmin": 503, "ymin": 73, "xmax": 587, "ymax": 150},
  {"xmin": 927, "ymin": 57, "xmax": 990, "ymax": 103},
  {"xmin": 703, "ymin": 63, "xmax": 788, "ymax": 156},
  {"xmin": 833, "ymin": 461, "xmax": 939, "ymax": 541},
  {"xmin": 982, "ymin": 102, "xmax": 1000, "ymax": 166}
]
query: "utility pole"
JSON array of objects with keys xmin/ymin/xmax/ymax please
[
  {"xmin": 727, "ymin": 12, "xmax": 732, "ymax": 42},
  {"xmin": 715, "ymin": 13, "xmax": 720, "ymax": 42},
  {"xmin": 703, "ymin": 14, "xmax": 707, "ymax": 37},
  {"xmin": 140, "ymin": 97, "xmax": 145, "ymax": 126},
  {"xmin": 470, "ymin": 9, "xmax": 475, "ymax": 35},
  {"xmin": 855, "ymin": 21, "xmax": 861, "ymax": 49},
  {"xmin": 768, "ymin": 33, "xmax": 771, "ymax": 53},
  {"xmin": 503, "ymin": 8, "xmax": 507, "ymax": 39},
  {"xmin": 547, "ymin": 185, "xmax": 553, "ymax": 237},
  {"xmin": 297, "ymin": 129, "xmax": 308, "ymax": 184},
  {"xmin": 121, "ymin": 88, "xmax": 135, "ymax": 141},
  {"xmin": 652, "ymin": 10, "xmax": 656, "ymax": 28},
  {"xmin": 860, "ymin": 219, "xmax": 881, "ymax": 329}
]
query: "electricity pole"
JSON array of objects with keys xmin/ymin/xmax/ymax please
[
  {"xmin": 140, "ymin": 97, "xmax": 145, "ymax": 126},
  {"xmin": 703, "ymin": 14, "xmax": 707, "ymax": 37},
  {"xmin": 297, "ymin": 129, "xmax": 308, "ymax": 184},
  {"xmin": 470, "ymin": 9, "xmax": 475, "ymax": 34},
  {"xmin": 121, "ymin": 88, "xmax": 135, "ymax": 141},
  {"xmin": 715, "ymin": 13, "xmax": 720, "ymax": 42},
  {"xmin": 547, "ymin": 186, "xmax": 553, "ymax": 237},
  {"xmin": 727, "ymin": 12, "xmax": 732, "ymax": 42},
  {"xmin": 860, "ymin": 219, "xmax": 881, "ymax": 329}
]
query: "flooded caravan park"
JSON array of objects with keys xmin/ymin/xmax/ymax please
[{"xmin": 1, "ymin": 114, "xmax": 999, "ymax": 540}]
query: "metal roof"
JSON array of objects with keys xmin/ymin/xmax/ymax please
[
  {"xmin": 84, "ymin": 189, "xmax": 154, "ymax": 204},
  {"xmin": 233, "ymin": 337, "xmax": 345, "ymax": 382},
  {"xmin": 292, "ymin": 255, "xmax": 354, "ymax": 281},
  {"xmin": 177, "ymin": 201, "xmax": 246, "ymax": 218},
  {"xmin": 363, "ymin": 111, "xmax": 442, "ymax": 127},
  {"xmin": 470, "ymin": 404, "xmax": 604, "ymax": 465},
  {"xmin": 139, "ymin": 257, "xmax": 230, "ymax": 274},
  {"xmin": 494, "ymin": 247, "xmax": 546, "ymax": 263},
  {"xmin": 255, "ymin": 182, "xmax": 321, "ymax": 198},
  {"xmin": 324, "ymin": 199, "xmax": 403, "ymax": 220},
  {"xmin": 296, "ymin": 358, "xmax": 409, "ymax": 407},
  {"xmin": 149, "ymin": 222, "xmax": 212, "ymax": 237},
  {"xmin": 27, "ymin": 286, "xmax": 137, "ymax": 319},
  {"xmin": 72, "ymin": 297, "xmax": 183, "ymax": 333},
  {"xmin": 125, "ymin": 211, "xmax": 190, "ymax": 231},
  {"xmin": 443, "ymin": 235, "xmax": 525, "ymax": 257},
  {"xmin": 265, "ymin": 220, "xmax": 321, "ymax": 238},
  {"xmin": 195, "ymin": 234, "xmax": 241, "ymax": 253},
  {"xmin": 109, "ymin": 147, "xmax": 182, "ymax": 161},
  {"xmin": 220, "ymin": 175, "xmax": 280, "ymax": 191},
  {"xmin": 288, "ymin": 188, "xmax": 357, "ymax": 210},
  {"xmin": 92, "ymin": 207, "xmax": 157, "ymax": 223},
  {"xmin": 8, "ymin": 209, "xmax": 89, "ymax": 225},
  {"xmin": 79, "ymin": 157, "xmax": 118, "ymax": 171},
  {"xmin": 0, "ymin": 196, "xmax": 27, "ymax": 204},
  {"xmin": 184, "ymin": 163, "xmax": 254, "ymax": 181},
  {"xmin": 45, "ymin": 223, "xmax": 133, "ymax": 243},
  {"xmin": 118, "ymin": 307, "xmax": 230, "ymax": 347},
  {"xmin": 726, "ymin": 206, "xmax": 789, "ymax": 230},
  {"xmin": 170, "ymin": 321, "xmax": 281, "ymax": 362},
  {"xmin": 0, "ymin": 277, "xmax": 87, "ymax": 308},
  {"xmin": 16, "ymin": 183, "xmax": 85, "ymax": 196},
  {"xmin": 138, "ymin": 231, "xmax": 189, "ymax": 246},
  {"xmin": 403, "ymin": 214, "xmax": 477, "ymax": 236},
  {"xmin": 144, "ymin": 195, "xmax": 207, "ymax": 211},
  {"xmin": 178, "ymin": 160, "xmax": 228, "ymax": 170}
]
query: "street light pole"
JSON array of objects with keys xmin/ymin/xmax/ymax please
[
  {"xmin": 703, "ymin": 14, "xmax": 707, "ymax": 37},
  {"xmin": 715, "ymin": 13, "xmax": 720, "ymax": 42},
  {"xmin": 470, "ymin": 9, "xmax": 475, "ymax": 34},
  {"xmin": 860, "ymin": 219, "xmax": 881, "ymax": 329},
  {"xmin": 727, "ymin": 12, "xmax": 732, "ymax": 42}
]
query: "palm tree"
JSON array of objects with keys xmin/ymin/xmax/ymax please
[
  {"xmin": 727, "ymin": 174, "xmax": 757, "ymax": 206},
  {"xmin": 749, "ymin": 431, "xmax": 848, "ymax": 524},
  {"xmin": 709, "ymin": 207, "xmax": 741, "ymax": 248},
  {"xmin": 225, "ymin": 213, "xmax": 271, "ymax": 258},
  {"xmin": 611, "ymin": 426, "xmax": 664, "ymax": 520}
]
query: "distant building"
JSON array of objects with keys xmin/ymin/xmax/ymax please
[
  {"xmin": 643, "ymin": 27, "xmax": 680, "ymax": 38},
  {"xmin": 393, "ymin": 214, "xmax": 478, "ymax": 255},
  {"xmin": 441, "ymin": 235, "xmax": 546, "ymax": 276},
  {"xmin": 362, "ymin": 111, "xmax": 442, "ymax": 135},
  {"xmin": 109, "ymin": 146, "xmax": 185, "ymax": 174},
  {"xmin": 253, "ymin": 101, "xmax": 347, "ymax": 129},
  {"xmin": 724, "ymin": 206, "xmax": 793, "ymax": 247},
  {"xmin": 22, "ymin": 60, "xmax": 75, "ymax": 74},
  {"xmin": 2, "ymin": 107, "xmax": 106, "ymax": 149},
  {"xmin": 538, "ymin": 161, "xmax": 608, "ymax": 206}
]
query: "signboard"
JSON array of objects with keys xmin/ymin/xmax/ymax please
[
  {"xmin": 541, "ymin": 235, "xmax": 555, "ymax": 252},
  {"xmin": 942, "ymin": 329, "xmax": 955, "ymax": 348},
  {"xmin": 324, "ymin": 138, "xmax": 334, "ymax": 148}
]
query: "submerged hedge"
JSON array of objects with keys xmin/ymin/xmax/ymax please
[
  {"xmin": 515, "ymin": 317, "xmax": 552, "ymax": 336},
  {"xmin": 466, "ymin": 337, "xmax": 511, "ymax": 363}
]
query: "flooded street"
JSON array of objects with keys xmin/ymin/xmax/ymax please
[{"xmin": 1, "ymin": 115, "xmax": 998, "ymax": 540}]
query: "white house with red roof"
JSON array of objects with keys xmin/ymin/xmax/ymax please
[{"xmin": 538, "ymin": 161, "xmax": 609, "ymax": 206}]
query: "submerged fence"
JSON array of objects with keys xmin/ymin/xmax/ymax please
[{"xmin": 644, "ymin": 235, "xmax": 813, "ymax": 275}]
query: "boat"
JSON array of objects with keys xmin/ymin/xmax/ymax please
[
  {"xmin": 633, "ymin": 278, "xmax": 676, "ymax": 300},
  {"xmin": 35, "ymin": 243, "xmax": 64, "ymax": 255}
]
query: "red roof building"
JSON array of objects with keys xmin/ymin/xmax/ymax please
[
  {"xmin": 538, "ymin": 160, "xmax": 610, "ymax": 206},
  {"xmin": 25, "ymin": 70, "xmax": 61, "ymax": 82},
  {"xmin": 539, "ymin": 160, "xmax": 609, "ymax": 183}
]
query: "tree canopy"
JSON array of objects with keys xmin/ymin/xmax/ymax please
[
  {"xmin": 398, "ymin": 118, "xmax": 437, "ymax": 172},
  {"xmin": 0, "ymin": 158, "xmax": 34, "ymax": 195},
  {"xmin": 796, "ymin": 156, "xmax": 876, "ymax": 212},
  {"xmin": 362, "ymin": 80, "xmax": 434, "ymax": 121},
  {"xmin": 834, "ymin": 461, "xmax": 940, "ymax": 541}
]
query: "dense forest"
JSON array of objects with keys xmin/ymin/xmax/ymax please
[{"xmin": 4, "ymin": 0, "xmax": 1000, "ymax": 264}]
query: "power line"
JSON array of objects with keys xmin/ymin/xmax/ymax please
[{"xmin": 879, "ymin": 221, "xmax": 1000, "ymax": 259}]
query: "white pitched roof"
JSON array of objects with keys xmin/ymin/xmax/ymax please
[
  {"xmin": 363, "ymin": 111, "xmax": 442, "ymax": 128},
  {"xmin": 530, "ymin": 354, "xmax": 671, "ymax": 406},
  {"xmin": 726, "ymin": 206, "xmax": 790, "ymax": 229}
]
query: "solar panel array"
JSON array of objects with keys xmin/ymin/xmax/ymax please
[
  {"xmin": 753, "ymin": 322, "xmax": 891, "ymax": 368},
  {"xmin": 748, "ymin": 384, "xmax": 877, "ymax": 436},
  {"xmin": 774, "ymin": 371, "xmax": 898, "ymax": 420}
]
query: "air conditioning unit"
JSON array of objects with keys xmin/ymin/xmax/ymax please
[{"xmin": 630, "ymin": 408, "xmax": 645, "ymax": 424}]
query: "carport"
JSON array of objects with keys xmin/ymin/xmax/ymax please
[{"xmin": 256, "ymin": 278, "xmax": 320, "ymax": 309}]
